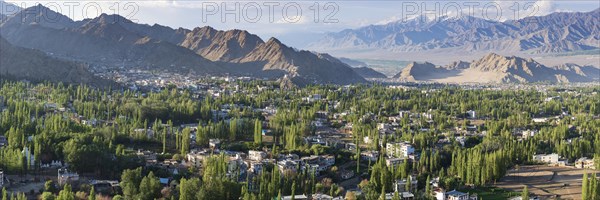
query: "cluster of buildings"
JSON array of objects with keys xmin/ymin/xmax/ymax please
[
  {"xmin": 386, "ymin": 142, "xmax": 415, "ymax": 159},
  {"xmin": 574, "ymin": 157, "xmax": 596, "ymax": 169},
  {"xmin": 532, "ymin": 153, "xmax": 596, "ymax": 169},
  {"xmin": 532, "ymin": 153, "xmax": 568, "ymax": 166},
  {"xmin": 186, "ymin": 148, "xmax": 339, "ymax": 180},
  {"xmin": 434, "ymin": 190, "xmax": 478, "ymax": 200}
]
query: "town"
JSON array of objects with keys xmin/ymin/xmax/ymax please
[{"xmin": 0, "ymin": 78, "xmax": 599, "ymax": 200}]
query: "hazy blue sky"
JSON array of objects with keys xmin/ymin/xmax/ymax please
[{"xmin": 3, "ymin": 0, "xmax": 599, "ymax": 47}]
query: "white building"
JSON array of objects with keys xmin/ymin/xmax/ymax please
[
  {"xmin": 378, "ymin": 123, "xmax": 391, "ymax": 131},
  {"xmin": 521, "ymin": 130, "xmax": 538, "ymax": 139},
  {"xmin": 58, "ymin": 168, "xmax": 79, "ymax": 186},
  {"xmin": 363, "ymin": 136, "xmax": 372, "ymax": 144},
  {"xmin": 399, "ymin": 111, "xmax": 411, "ymax": 118},
  {"xmin": 446, "ymin": 190, "xmax": 469, "ymax": 200},
  {"xmin": 394, "ymin": 175, "xmax": 418, "ymax": 192},
  {"xmin": 248, "ymin": 150, "xmax": 267, "ymax": 161},
  {"xmin": 575, "ymin": 157, "xmax": 595, "ymax": 169},
  {"xmin": 0, "ymin": 170, "xmax": 4, "ymax": 187},
  {"xmin": 455, "ymin": 136, "xmax": 466, "ymax": 147},
  {"xmin": 385, "ymin": 158, "xmax": 405, "ymax": 168},
  {"xmin": 532, "ymin": 153, "xmax": 559, "ymax": 164},
  {"xmin": 386, "ymin": 142, "xmax": 415, "ymax": 158},
  {"xmin": 360, "ymin": 151, "xmax": 379, "ymax": 162},
  {"xmin": 282, "ymin": 195, "xmax": 309, "ymax": 200},
  {"xmin": 466, "ymin": 110, "xmax": 476, "ymax": 119},
  {"xmin": 209, "ymin": 139, "xmax": 221, "ymax": 148},
  {"xmin": 435, "ymin": 190, "xmax": 477, "ymax": 200},
  {"xmin": 277, "ymin": 160, "xmax": 299, "ymax": 173}
]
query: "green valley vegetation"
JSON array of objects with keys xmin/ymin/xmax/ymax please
[{"xmin": 0, "ymin": 80, "xmax": 598, "ymax": 199}]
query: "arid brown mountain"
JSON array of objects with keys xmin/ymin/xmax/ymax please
[
  {"xmin": 235, "ymin": 38, "xmax": 366, "ymax": 85},
  {"xmin": 392, "ymin": 62, "xmax": 451, "ymax": 81},
  {"xmin": 0, "ymin": 5, "xmax": 366, "ymax": 85},
  {"xmin": 0, "ymin": 7, "xmax": 222, "ymax": 74},
  {"xmin": 310, "ymin": 9, "xmax": 600, "ymax": 54},
  {"xmin": 179, "ymin": 27, "xmax": 264, "ymax": 62},
  {"xmin": 393, "ymin": 53, "xmax": 600, "ymax": 83},
  {"xmin": 0, "ymin": 36, "xmax": 110, "ymax": 86}
]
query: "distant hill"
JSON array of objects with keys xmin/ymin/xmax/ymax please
[
  {"xmin": 0, "ymin": 36, "xmax": 111, "ymax": 86},
  {"xmin": 0, "ymin": 7, "xmax": 222, "ymax": 74},
  {"xmin": 393, "ymin": 53, "xmax": 600, "ymax": 83},
  {"xmin": 0, "ymin": 5, "xmax": 365, "ymax": 86},
  {"xmin": 338, "ymin": 57, "xmax": 387, "ymax": 78},
  {"xmin": 352, "ymin": 67, "xmax": 387, "ymax": 79},
  {"xmin": 309, "ymin": 9, "xmax": 600, "ymax": 54}
]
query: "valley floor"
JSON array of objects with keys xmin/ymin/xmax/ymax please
[{"xmin": 495, "ymin": 165, "xmax": 599, "ymax": 200}]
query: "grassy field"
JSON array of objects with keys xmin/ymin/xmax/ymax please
[{"xmin": 461, "ymin": 187, "xmax": 520, "ymax": 200}]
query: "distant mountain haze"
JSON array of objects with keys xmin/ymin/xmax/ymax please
[{"xmin": 309, "ymin": 9, "xmax": 600, "ymax": 54}]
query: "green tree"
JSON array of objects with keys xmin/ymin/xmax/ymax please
[
  {"xmin": 179, "ymin": 178, "xmax": 200, "ymax": 200},
  {"xmin": 522, "ymin": 185, "xmax": 529, "ymax": 200},
  {"xmin": 291, "ymin": 181, "xmax": 296, "ymax": 200},
  {"xmin": 139, "ymin": 172, "xmax": 161, "ymax": 200},
  {"xmin": 56, "ymin": 185, "xmax": 75, "ymax": 200},
  {"xmin": 583, "ymin": 173, "xmax": 589, "ymax": 200},
  {"xmin": 2, "ymin": 188, "xmax": 7, "ymax": 200},
  {"xmin": 254, "ymin": 119, "xmax": 262, "ymax": 145},
  {"xmin": 405, "ymin": 176, "xmax": 411, "ymax": 192},
  {"xmin": 590, "ymin": 172, "xmax": 599, "ymax": 200},
  {"xmin": 120, "ymin": 168, "xmax": 143, "ymax": 199},
  {"xmin": 425, "ymin": 175, "xmax": 431, "ymax": 199},
  {"xmin": 181, "ymin": 128, "xmax": 191, "ymax": 155},
  {"xmin": 162, "ymin": 128, "xmax": 167, "ymax": 154},
  {"xmin": 88, "ymin": 187, "xmax": 96, "ymax": 200},
  {"xmin": 40, "ymin": 192, "xmax": 56, "ymax": 200},
  {"xmin": 45, "ymin": 180, "xmax": 56, "ymax": 193}
]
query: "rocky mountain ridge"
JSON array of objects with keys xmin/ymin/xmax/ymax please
[{"xmin": 393, "ymin": 53, "xmax": 600, "ymax": 83}]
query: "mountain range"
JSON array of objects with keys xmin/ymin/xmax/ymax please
[
  {"xmin": 1, "ymin": 4, "xmax": 598, "ymax": 86},
  {"xmin": 0, "ymin": 4, "xmax": 366, "ymax": 86},
  {"xmin": 309, "ymin": 9, "xmax": 600, "ymax": 54},
  {"xmin": 0, "ymin": 36, "xmax": 111, "ymax": 86},
  {"xmin": 393, "ymin": 53, "xmax": 600, "ymax": 83}
]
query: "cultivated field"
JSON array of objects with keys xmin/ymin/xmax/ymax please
[{"xmin": 495, "ymin": 165, "xmax": 599, "ymax": 200}]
